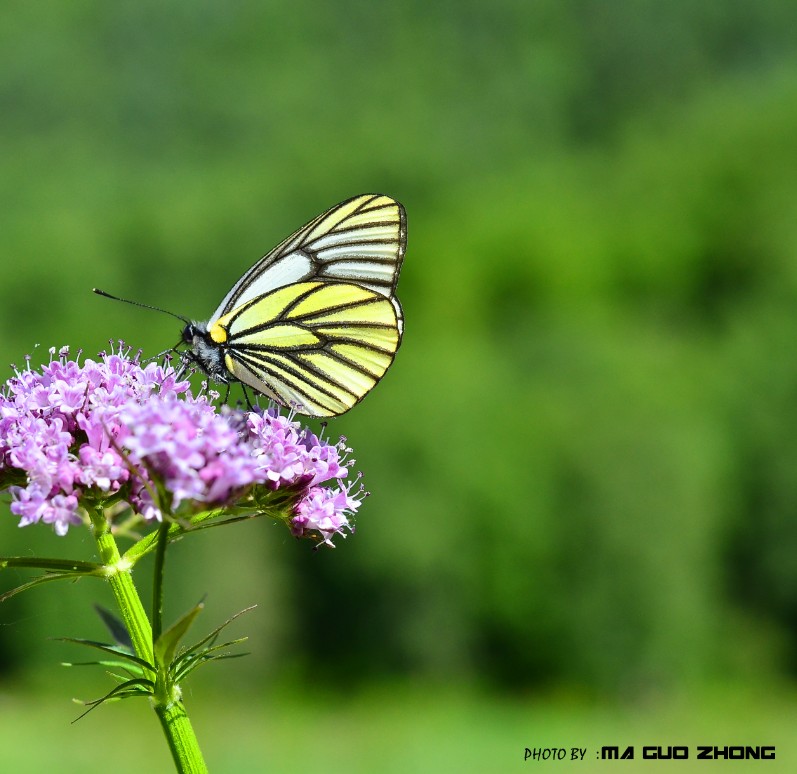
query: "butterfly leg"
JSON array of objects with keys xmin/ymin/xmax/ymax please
[
  {"xmin": 144, "ymin": 343, "xmax": 182, "ymax": 366},
  {"xmin": 175, "ymin": 351, "xmax": 193, "ymax": 381},
  {"xmin": 176, "ymin": 348, "xmax": 207, "ymax": 381},
  {"xmin": 240, "ymin": 383, "xmax": 255, "ymax": 411}
]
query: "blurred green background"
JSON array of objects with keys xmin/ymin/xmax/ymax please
[{"xmin": 3, "ymin": 1, "xmax": 797, "ymax": 771}]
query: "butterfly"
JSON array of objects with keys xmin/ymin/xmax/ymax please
[{"xmin": 178, "ymin": 194, "xmax": 406, "ymax": 417}]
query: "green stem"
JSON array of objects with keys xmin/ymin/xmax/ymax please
[
  {"xmin": 152, "ymin": 521, "xmax": 169, "ymax": 643},
  {"xmin": 90, "ymin": 508, "xmax": 208, "ymax": 774},
  {"xmin": 155, "ymin": 701, "xmax": 209, "ymax": 774},
  {"xmin": 90, "ymin": 507, "xmax": 153, "ymax": 665}
]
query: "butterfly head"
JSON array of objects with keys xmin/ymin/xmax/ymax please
[
  {"xmin": 181, "ymin": 322, "xmax": 204, "ymax": 345},
  {"xmin": 181, "ymin": 321, "xmax": 230, "ymax": 384}
]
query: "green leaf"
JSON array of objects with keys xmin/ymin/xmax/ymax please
[
  {"xmin": 104, "ymin": 667, "xmax": 143, "ymax": 684},
  {"xmin": 62, "ymin": 659, "xmax": 144, "ymax": 672},
  {"xmin": 71, "ymin": 678, "xmax": 155, "ymax": 722},
  {"xmin": 56, "ymin": 637, "xmax": 154, "ymax": 673},
  {"xmin": 0, "ymin": 556, "xmax": 104, "ymax": 573},
  {"xmin": 94, "ymin": 604, "xmax": 134, "ymax": 650},
  {"xmin": 172, "ymin": 652, "xmax": 250, "ymax": 683},
  {"xmin": 0, "ymin": 572, "xmax": 87, "ymax": 603},
  {"xmin": 154, "ymin": 602, "xmax": 204, "ymax": 671},
  {"xmin": 63, "ymin": 660, "xmax": 146, "ymax": 683},
  {"xmin": 172, "ymin": 637, "xmax": 250, "ymax": 682},
  {"xmin": 0, "ymin": 558, "xmax": 106, "ymax": 602},
  {"xmin": 169, "ymin": 606, "xmax": 255, "ymax": 682},
  {"xmin": 176, "ymin": 605, "xmax": 256, "ymax": 663}
]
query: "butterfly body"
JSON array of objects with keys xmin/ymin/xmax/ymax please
[
  {"xmin": 182, "ymin": 322, "xmax": 230, "ymax": 385},
  {"xmin": 183, "ymin": 194, "xmax": 406, "ymax": 417}
]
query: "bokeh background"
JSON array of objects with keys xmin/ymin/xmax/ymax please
[{"xmin": 3, "ymin": 2, "xmax": 797, "ymax": 771}]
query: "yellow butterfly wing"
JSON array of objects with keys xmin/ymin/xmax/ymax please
[{"xmin": 208, "ymin": 281, "xmax": 401, "ymax": 417}]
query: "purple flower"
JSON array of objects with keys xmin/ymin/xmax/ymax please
[
  {"xmin": 0, "ymin": 344, "xmax": 364, "ymax": 545},
  {"xmin": 8, "ymin": 484, "xmax": 48, "ymax": 527},
  {"xmin": 246, "ymin": 410, "xmax": 351, "ymax": 488},
  {"xmin": 292, "ymin": 477, "xmax": 367, "ymax": 547},
  {"xmin": 45, "ymin": 493, "xmax": 81, "ymax": 536},
  {"xmin": 78, "ymin": 446, "xmax": 128, "ymax": 492},
  {"xmin": 118, "ymin": 397, "xmax": 263, "ymax": 519}
]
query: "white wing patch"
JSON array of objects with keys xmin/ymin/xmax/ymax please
[
  {"xmin": 321, "ymin": 260, "xmax": 394, "ymax": 282},
  {"xmin": 311, "ymin": 224, "xmax": 396, "ymax": 250},
  {"xmin": 226, "ymin": 252, "xmax": 314, "ymax": 311},
  {"xmin": 208, "ymin": 194, "xmax": 405, "ymax": 325}
]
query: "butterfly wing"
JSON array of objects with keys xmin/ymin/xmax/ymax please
[
  {"xmin": 209, "ymin": 194, "xmax": 406, "ymax": 334},
  {"xmin": 208, "ymin": 281, "xmax": 401, "ymax": 417}
]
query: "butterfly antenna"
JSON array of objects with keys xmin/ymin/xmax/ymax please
[{"xmin": 93, "ymin": 288, "xmax": 191, "ymax": 326}]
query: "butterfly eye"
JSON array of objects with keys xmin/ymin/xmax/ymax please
[{"xmin": 182, "ymin": 324, "xmax": 196, "ymax": 344}]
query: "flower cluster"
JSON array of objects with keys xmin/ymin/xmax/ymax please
[{"xmin": 0, "ymin": 345, "xmax": 364, "ymax": 544}]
